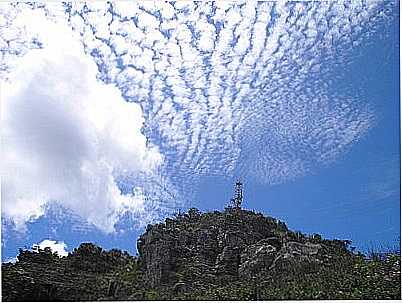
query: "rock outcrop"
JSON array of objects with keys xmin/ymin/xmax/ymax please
[
  {"xmin": 137, "ymin": 207, "xmax": 332, "ymax": 290},
  {"xmin": 2, "ymin": 207, "xmax": 400, "ymax": 301}
]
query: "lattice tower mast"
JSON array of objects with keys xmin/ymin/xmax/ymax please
[{"xmin": 233, "ymin": 180, "xmax": 243, "ymax": 209}]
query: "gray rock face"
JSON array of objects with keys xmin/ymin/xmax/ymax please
[
  {"xmin": 138, "ymin": 209, "xmax": 286, "ymax": 288},
  {"xmin": 137, "ymin": 228, "xmax": 178, "ymax": 287},
  {"xmin": 268, "ymin": 241, "xmax": 323, "ymax": 272},
  {"xmin": 238, "ymin": 241, "xmax": 277, "ymax": 279},
  {"xmin": 137, "ymin": 208, "xmax": 324, "ymax": 289},
  {"xmin": 285, "ymin": 241, "xmax": 321, "ymax": 256}
]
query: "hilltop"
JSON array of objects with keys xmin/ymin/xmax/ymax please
[{"xmin": 2, "ymin": 207, "xmax": 401, "ymax": 300}]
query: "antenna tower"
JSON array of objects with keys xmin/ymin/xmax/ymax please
[{"xmin": 232, "ymin": 180, "xmax": 243, "ymax": 209}]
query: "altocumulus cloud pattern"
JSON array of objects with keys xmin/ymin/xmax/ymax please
[{"xmin": 0, "ymin": 1, "xmax": 397, "ymax": 232}]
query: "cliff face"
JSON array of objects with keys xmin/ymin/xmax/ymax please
[
  {"xmin": 137, "ymin": 207, "xmax": 345, "ymax": 293},
  {"xmin": 2, "ymin": 207, "xmax": 400, "ymax": 301}
]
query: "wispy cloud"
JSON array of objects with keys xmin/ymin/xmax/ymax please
[{"xmin": 57, "ymin": 1, "xmax": 394, "ymax": 184}]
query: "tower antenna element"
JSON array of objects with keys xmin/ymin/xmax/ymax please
[{"xmin": 231, "ymin": 180, "xmax": 243, "ymax": 209}]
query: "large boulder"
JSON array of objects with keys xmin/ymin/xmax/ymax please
[
  {"xmin": 269, "ymin": 241, "xmax": 323, "ymax": 272},
  {"xmin": 238, "ymin": 238, "xmax": 279, "ymax": 279}
]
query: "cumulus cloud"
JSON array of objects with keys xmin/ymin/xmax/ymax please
[
  {"xmin": 1, "ymin": 10, "xmax": 162, "ymax": 232},
  {"xmin": 4, "ymin": 257, "xmax": 17, "ymax": 264},
  {"xmin": 33, "ymin": 239, "xmax": 69, "ymax": 257}
]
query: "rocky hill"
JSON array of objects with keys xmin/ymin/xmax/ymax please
[{"xmin": 2, "ymin": 207, "xmax": 401, "ymax": 300}]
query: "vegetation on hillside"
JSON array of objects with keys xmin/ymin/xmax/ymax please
[{"xmin": 2, "ymin": 208, "xmax": 401, "ymax": 301}]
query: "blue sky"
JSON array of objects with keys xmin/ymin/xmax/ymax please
[{"xmin": 1, "ymin": 1, "xmax": 400, "ymax": 261}]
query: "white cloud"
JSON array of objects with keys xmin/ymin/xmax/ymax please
[
  {"xmin": 4, "ymin": 257, "xmax": 17, "ymax": 263},
  {"xmin": 0, "ymin": 1, "xmax": 396, "ymax": 216},
  {"xmin": 1, "ymin": 11, "xmax": 162, "ymax": 233},
  {"xmin": 34, "ymin": 239, "xmax": 68, "ymax": 257}
]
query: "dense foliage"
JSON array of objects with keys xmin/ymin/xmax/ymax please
[
  {"xmin": 175, "ymin": 252, "xmax": 400, "ymax": 300},
  {"xmin": 2, "ymin": 243, "xmax": 140, "ymax": 301}
]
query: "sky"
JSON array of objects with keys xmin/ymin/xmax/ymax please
[{"xmin": 0, "ymin": 1, "xmax": 400, "ymax": 261}]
